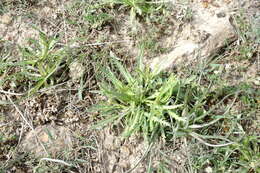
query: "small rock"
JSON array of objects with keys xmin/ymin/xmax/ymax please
[
  {"xmin": 108, "ymin": 154, "xmax": 118, "ymax": 173},
  {"xmin": 216, "ymin": 12, "xmax": 226, "ymax": 18},
  {"xmin": 69, "ymin": 61, "xmax": 85, "ymax": 81},
  {"xmin": 253, "ymin": 77, "xmax": 260, "ymax": 86},
  {"xmin": 21, "ymin": 124, "xmax": 73, "ymax": 157},
  {"xmin": 120, "ymin": 146, "xmax": 131, "ymax": 158},
  {"xmin": 205, "ymin": 166, "xmax": 213, "ymax": 173},
  {"xmin": 0, "ymin": 14, "xmax": 12, "ymax": 25},
  {"xmin": 118, "ymin": 158, "xmax": 130, "ymax": 169}
]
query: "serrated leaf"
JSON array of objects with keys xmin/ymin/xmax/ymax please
[
  {"xmin": 149, "ymin": 115, "xmax": 170, "ymax": 127},
  {"xmin": 168, "ymin": 111, "xmax": 186, "ymax": 122}
]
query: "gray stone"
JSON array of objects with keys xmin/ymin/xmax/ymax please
[{"xmin": 150, "ymin": 0, "xmax": 237, "ymax": 73}]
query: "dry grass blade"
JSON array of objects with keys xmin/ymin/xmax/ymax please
[
  {"xmin": 189, "ymin": 132, "xmax": 235, "ymax": 147},
  {"xmin": 40, "ymin": 158, "xmax": 73, "ymax": 167},
  {"xmin": 6, "ymin": 94, "xmax": 48, "ymax": 155}
]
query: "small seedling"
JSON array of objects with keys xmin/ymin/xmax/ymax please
[{"xmin": 18, "ymin": 30, "xmax": 65, "ymax": 95}]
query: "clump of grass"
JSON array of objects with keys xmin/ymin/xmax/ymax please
[
  {"xmin": 83, "ymin": 2, "xmax": 114, "ymax": 30},
  {"xmin": 231, "ymin": 10, "xmax": 259, "ymax": 60},
  {"xmin": 104, "ymin": 0, "xmax": 166, "ymax": 26},
  {"xmin": 91, "ymin": 54, "xmax": 237, "ymax": 145},
  {"xmin": 105, "ymin": 0, "xmax": 156, "ymax": 16},
  {"xmin": 233, "ymin": 136, "xmax": 260, "ymax": 172},
  {"xmin": 0, "ymin": 30, "xmax": 67, "ymax": 95},
  {"xmin": 191, "ymin": 135, "xmax": 260, "ymax": 172},
  {"xmin": 91, "ymin": 54, "xmax": 183, "ymax": 142},
  {"xmin": 182, "ymin": 53, "xmax": 259, "ymax": 171}
]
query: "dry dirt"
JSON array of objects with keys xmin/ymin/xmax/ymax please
[{"xmin": 0, "ymin": 0, "xmax": 259, "ymax": 172}]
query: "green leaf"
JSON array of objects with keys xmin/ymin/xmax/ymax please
[
  {"xmin": 110, "ymin": 51, "xmax": 134, "ymax": 84},
  {"xmin": 156, "ymin": 75, "xmax": 177, "ymax": 103},
  {"xmin": 168, "ymin": 111, "xmax": 186, "ymax": 122},
  {"xmin": 100, "ymin": 84, "xmax": 135, "ymax": 103},
  {"xmin": 122, "ymin": 109, "xmax": 142, "ymax": 137},
  {"xmin": 161, "ymin": 104, "xmax": 183, "ymax": 110},
  {"xmin": 102, "ymin": 66, "xmax": 124, "ymax": 90},
  {"xmin": 150, "ymin": 116, "xmax": 170, "ymax": 127},
  {"xmin": 91, "ymin": 115, "xmax": 119, "ymax": 130}
]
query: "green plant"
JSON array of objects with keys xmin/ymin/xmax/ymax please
[
  {"xmin": 0, "ymin": 31, "xmax": 66, "ymax": 95},
  {"xmin": 84, "ymin": 3, "xmax": 113, "ymax": 29},
  {"xmin": 91, "ymin": 54, "xmax": 237, "ymax": 145},
  {"xmin": 16, "ymin": 31, "xmax": 65, "ymax": 94},
  {"xmin": 232, "ymin": 10, "xmax": 259, "ymax": 60},
  {"xmin": 233, "ymin": 136, "xmax": 260, "ymax": 172},
  {"xmin": 191, "ymin": 135, "xmax": 260, "ymax": 172},
  {"xmin": 91, "ymin": 56, "xmax": 181, "ymax": 141},
  {"xmin": 105, "ymin": 0, "xmax": 155, "ymax": 15}
]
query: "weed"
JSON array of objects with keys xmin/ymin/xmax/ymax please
[
  {"xmin": 104, "ymin": 0, "xmax": 166, "ymax": 28},
  {"xmin": 90, "ymin": 53, "xmax": 237, "ymax": 147},
  {"xmin": 0, "ymin": 0, "xmax": 258, "ymax": 172},
  {"xmin": 234, "ymin": 136, "xmax": 260, "ymax": 172},
  {"xmin": 91, "ymin": 55, "xmax": 183, "ymax": 141},
  {"xmin": 84, "ymin": 3, "xmax": 114, "ymax": 29},
  {"xmin": 155, "ymin": 161, "xmax": 172, "ymax": 173},
  {"xmin": 105, "ymin": 0, "xmax": 155, "ymax": 15},
  {"xmin": 0, "ymin": 30, "xmax": 67, "ymax": 95},
  {"xmin": 231, "ymin": 10, "xmax": 259, "ymax": 60},
  {"xmin": 185, "ymin": 58, "xmax": 259, "ymax": 172},
  {"xmin": 190, "ymin": 135, "xmax": 260, "ymax": 172}
]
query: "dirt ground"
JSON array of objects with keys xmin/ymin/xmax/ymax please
[{"xmin": 0, "ymin": 0, "xmax": 259, "ymax": 172}]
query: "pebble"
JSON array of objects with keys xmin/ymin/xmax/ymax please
[{"xmin": 0, "ymin": 14, "xmax": 12, "ymax": 25}]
